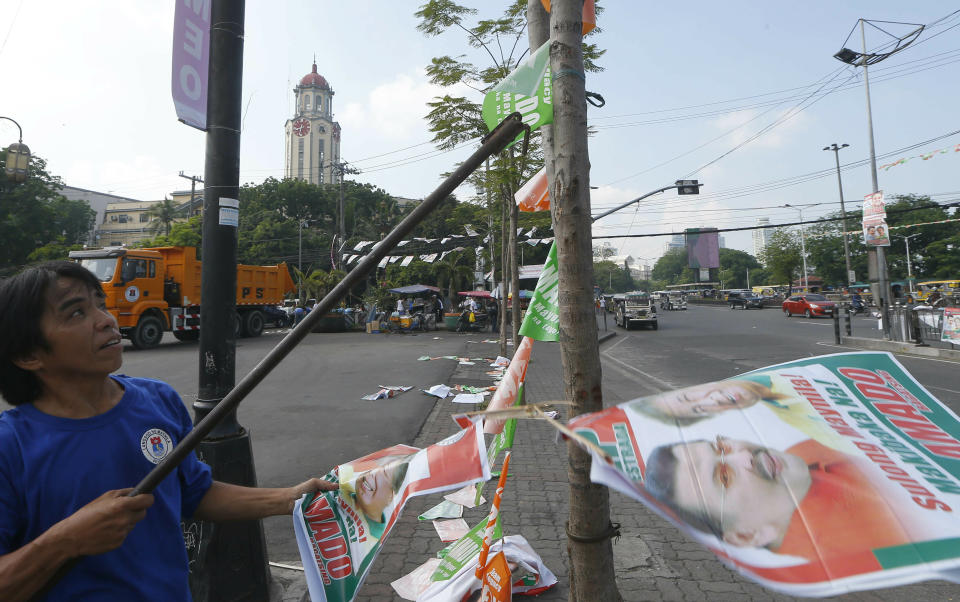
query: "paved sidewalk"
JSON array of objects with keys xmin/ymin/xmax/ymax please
[{"xmin": 289, "ymin": 335, "xmax": 959, "ymax": 601}]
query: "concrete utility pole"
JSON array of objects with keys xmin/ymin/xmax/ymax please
[
  {"xmin": 528, "ymin": 1, "xmax": 622, "ymax": 600},
  {"xmin": 190, "ymin": 1, "xmax": 271, "ymax": 599},
  {"xmin": 823, "ymin": 143, "xmax": 853, "ymax": 284},
  {"xmin": 328, "ymin": 159, "xmax": 359, "ymax": 269},
  {"xmin": 178, "ymin": 171, "xmax": 203, "ymax": 215}
]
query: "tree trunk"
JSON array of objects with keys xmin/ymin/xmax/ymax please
[
  {"xmin": 499, "ymin": 192, "xmax": 510, "ymax": 358},
  {"xmin": 528, "ymin": 1, "xmax": 622, "ymax": 600},
  {"xmin": 509, "ymin": 182, "xmax": 521, "ymax": 348}
]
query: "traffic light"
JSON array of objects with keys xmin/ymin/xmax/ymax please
[{"xmin": 675, "ymin": 180, "xmax": 700, "ymax": 195}]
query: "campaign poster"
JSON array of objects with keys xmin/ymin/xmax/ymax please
[
  {"xmin": 942, "ymin": 308, "xmax": 960, "ymax": 343},
  {"xmin": 568, "ymin": 352, "xmax": 960, "ymax": 596},
  {"xmin": 863, "ymin": 216, "xmax": 891, "ymax": 247},
  {"xmin": 293, "ymin": 424, "xmax": 490, "ymax": 602}
]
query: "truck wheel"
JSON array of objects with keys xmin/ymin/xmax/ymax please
[
  {"xmin": 234, "ymin": 313, "xmax": 242, "ymax": 338},
  {"xmin": 243, "ymin": 310, "xmax": 265, "ymax": 338},
  {"xmin": 132, "ymin": 316, "xmax": 164, "ymax": 349},
  {"xmin": 173, "ymin": 330, "xmax": 199, "ymax": 342}
]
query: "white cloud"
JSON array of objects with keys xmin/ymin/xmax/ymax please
[
  {"xmin": 708, "ymin": 108, "xmax": 811, "ymax": 149},
  {"xmin": 339, "ymin": 71, "xmax": 467, "ymax": 141}
]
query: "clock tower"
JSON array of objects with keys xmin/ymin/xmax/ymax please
[{"xmin": 284, "ymin": 61, "xmax": 341, "ymax": 185}]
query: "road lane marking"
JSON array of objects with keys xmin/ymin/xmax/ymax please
[
  {"xmin": 600, "ymin": 337, "xmax": 675, "ymax": 392},
  {"xmin": 926, "ymin": 384, "xmax": 960, "ymax": 396}
]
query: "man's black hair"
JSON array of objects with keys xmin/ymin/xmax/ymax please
[
  {"xmin": 644, "ymin": 442, "xmax": 724, "ymax": 539},
  {"xmin": 0, "ymin": 260, "xmax": 105, "ymax": 406}
]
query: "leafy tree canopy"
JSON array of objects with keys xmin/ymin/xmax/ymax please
[{"xmin": 0, "ymin": 152, "xmax": 95, "ymax": 271}]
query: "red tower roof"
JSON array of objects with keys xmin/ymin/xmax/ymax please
[{"xmin": 299, "ymin": 62, "xmax": 329, "ymax": 89}]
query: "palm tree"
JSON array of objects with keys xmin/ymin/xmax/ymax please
[
  {"xmin": 432, "ymin": 251, "xmax": 474, "ymax": 309},
  {"xmin": 146, "ymin": 198, "xmax": 179, "ymax": 237}
]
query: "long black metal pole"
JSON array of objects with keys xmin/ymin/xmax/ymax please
[{"xmin": 130, "ymin": 113, "xmax": 526, "ymax": 496}]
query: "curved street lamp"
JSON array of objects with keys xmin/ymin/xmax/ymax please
[{"xmin": 1, "ymin": 116, "xmax": 30, "ymax": 183}]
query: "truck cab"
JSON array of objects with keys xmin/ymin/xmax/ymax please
[{"xmin": 70, "ymin": 247, "xmax": 170, "ymax": 348}]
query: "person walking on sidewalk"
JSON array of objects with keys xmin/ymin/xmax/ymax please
[{"xmin": 0, "ymin": 261, "xmax": 337, "ymax": 601}]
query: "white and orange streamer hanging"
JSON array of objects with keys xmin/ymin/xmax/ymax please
[
  {"xmin": 483, "ymin": 337, "xmax": 534, "ymax": 434},
  {"xmin": 514, "ymin": 167, "xmax": 550, "ymax": 213},
  {"xmin": 475, "ymin": 451, "xmax": 512, "ymax": 580}
]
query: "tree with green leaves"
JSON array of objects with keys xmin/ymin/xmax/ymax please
[
  {"xmin": 718, "ymin": 248, "xmax": 762, "ymax": 289},
  {"xmin": 651, "ymin": 248, "xmax": 694, "ymax": 284},
  {"xmin": 761, "ymin": 229, "xmax": 803, "ymax": 289},
  {"xmin": 146, "ymin": 198, "xmax": 179, "ymax": 237},
  {"xmin": 0, "ymin": 153, "xmax": 95, "ymax": 271},
  {"xmin": 593, "ymin": 259, "xmax": 634, "ymax": 293},
  {"xmin": 432, "ymin": 250, "xmax": 475, "ymax": 307}
]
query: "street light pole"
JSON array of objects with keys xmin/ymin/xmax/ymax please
[
  {"xmin": 823, "ymin": 143, "xmax": 853, "ymax": 284},
  {"xmin": 896, "ymin": 233, "xmax": 920, "ymax": 294}
]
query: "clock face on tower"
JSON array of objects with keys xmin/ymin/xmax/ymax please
[{"xmin": 292, "ymin": 118, "xmax": 310, "ymax": 137}]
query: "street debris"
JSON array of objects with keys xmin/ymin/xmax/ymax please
[
  {"xmin": 451, "ymin": 393, "xmax": 485, "ymax": 404},
  {"xmin": 423, "ymin": 384, "xmax": 452, "ymax": 398},
  {"xmin": 360, "ymin": 385, "xmax": 413, "ymax": 401},
  {"xmin": 444, "ymin": 484, "xmax": 485, "ymax": 508},
  {"xmin": 433, "ymin": 518, "xmax": 470, "ymax": 542},
  {"xmin": 418, "ymin": 499, "xmax": 464, "ymax": 521}
]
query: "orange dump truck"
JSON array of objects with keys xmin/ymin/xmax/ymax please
[{"xmin": 69, "ymin": 246, "xmax": 295, "ymax": 349}]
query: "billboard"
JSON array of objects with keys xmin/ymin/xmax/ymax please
[{"xmin": 686, "ymin": 228, "xmax": 720, "ymax": 269}]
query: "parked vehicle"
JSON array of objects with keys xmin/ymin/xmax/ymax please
[
  {"xmin": 70, "ymin": 246, "xmax": 295, "ymax": 349},
  {"xmin": 614, "ymin": 292, "xmax": 658, "ymax": 330},
  {"xmin": 455, "ymin": 308, "xmax": 488, "ymax": 333},
  {"xmin": 263, "ymin": 304, "xmax": 293, "ymax": 328},
  {"xmin": 728, "ymin": 292, "xmax": 764, "ymax": 310},
  {"xmin": 782, "ymin": 294, "xmax": 836, "ymax": 318}
]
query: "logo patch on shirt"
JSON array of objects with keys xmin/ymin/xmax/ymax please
[{"xmin": 141, "ymin": 428, "xmax": 174, "ymax": 464}]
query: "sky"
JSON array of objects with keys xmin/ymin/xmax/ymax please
[{"xmin": 2, "ymin": 1, "xmax": 958, "ymax": 267}]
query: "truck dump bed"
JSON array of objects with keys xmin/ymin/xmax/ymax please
[{"xmin": 152, "ymin": 246, "xmax": 294, "ymax": 307}]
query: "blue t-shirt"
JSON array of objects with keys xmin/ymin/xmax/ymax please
[{"xmin": 0, "ymin": 375, "xmax": 213, "ymax": 600}]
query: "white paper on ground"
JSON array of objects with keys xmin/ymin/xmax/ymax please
[
  {"xmin": 444, "ymin": 484, "xmax": 485, "ymax": 508},
  {"xmin": 418, "ymin": 499, "xmax": 464, "ymax": 520},
  {"xmin": 424, "ymin": 384, "xmax": 451, "ymax": 398},
  {"xmin": 451, "ymin": 393, "xmax": 485, "ymax": 404},
  {"xmin": 433, "ymin": 518, "xmax": 470, "ymax": 542},
  {"xmin": 391, "ymin": 557, "xmax": 442, "ymax": 601}
]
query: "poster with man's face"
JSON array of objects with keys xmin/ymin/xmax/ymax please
[
  {"xmin": 293, "ymin": 423, "xmax": 490, "ymax": 602},
  {"xmin": 568, "ymin": 352, "xmax": 960, "ymax": 596}
]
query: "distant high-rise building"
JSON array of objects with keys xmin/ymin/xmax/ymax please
[
  {"xmin": 663, "ymin": 233, "xmax": 685, "ymax": 254},
  {"xmin": 753, "ymin": 218, "xmax": 771, "ymax": 260}
]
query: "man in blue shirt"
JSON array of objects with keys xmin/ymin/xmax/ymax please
[{"xmin": 0, "ymin": 261, "xmax": 336, "ymax": 600}]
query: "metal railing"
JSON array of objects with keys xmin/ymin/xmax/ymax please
[{"xmin": 836, "ymin": 302, "xmax": 955, "ymax": 348}]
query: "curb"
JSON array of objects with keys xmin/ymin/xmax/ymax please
[
  {"xmin": 840, "ymin": 336, "xmax": 960, "ymax": 361},
  {"xmin": 598, "ymin": 331, "xmax": 617, "ymax": 344}
]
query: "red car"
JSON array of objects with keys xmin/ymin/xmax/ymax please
[{"xmin": 782, "ymin": 294, "xmax": 836, "ymax": 318}]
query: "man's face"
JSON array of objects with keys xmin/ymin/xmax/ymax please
[
  {"xmin": 670, "ymin": 437, "xmax": 811, "ymax": 548},
  {"xmin": 647, "ymin": 381, "xmax": 762, "ymax": 418},
  {"xmin": 355, "ymin": 463, "xmax": 401, "ymax": 522},
  {"xmin": 24, "ymin": 277, "xmax": 122, "ymax": 379}
]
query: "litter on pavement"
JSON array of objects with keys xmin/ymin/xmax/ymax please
[
  {"xmin": 433, "ymin": 518, "xmax": 470, "ymax": 542},
  {"xmin": 418, "ymin": 499, "xmax": 464, "ymax": 521},
  {"xmin": 360, "ymin": 385, "xmax": 413, "ymax": 401},
  {"xmin": 423, "ymin": 384, "xmax": 452, "ymax": 398},
  {"xmin": 444, "ymin": 484, "xmax": 485, "ymax": 508},
  {"xmin": 451, "ymin": 393, "xmax": 485, "ymax": 405}
]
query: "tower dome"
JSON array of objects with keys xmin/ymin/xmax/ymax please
[{"xmin": 300, "ymin": 62, "xmax": 329, "ymax": 89}]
